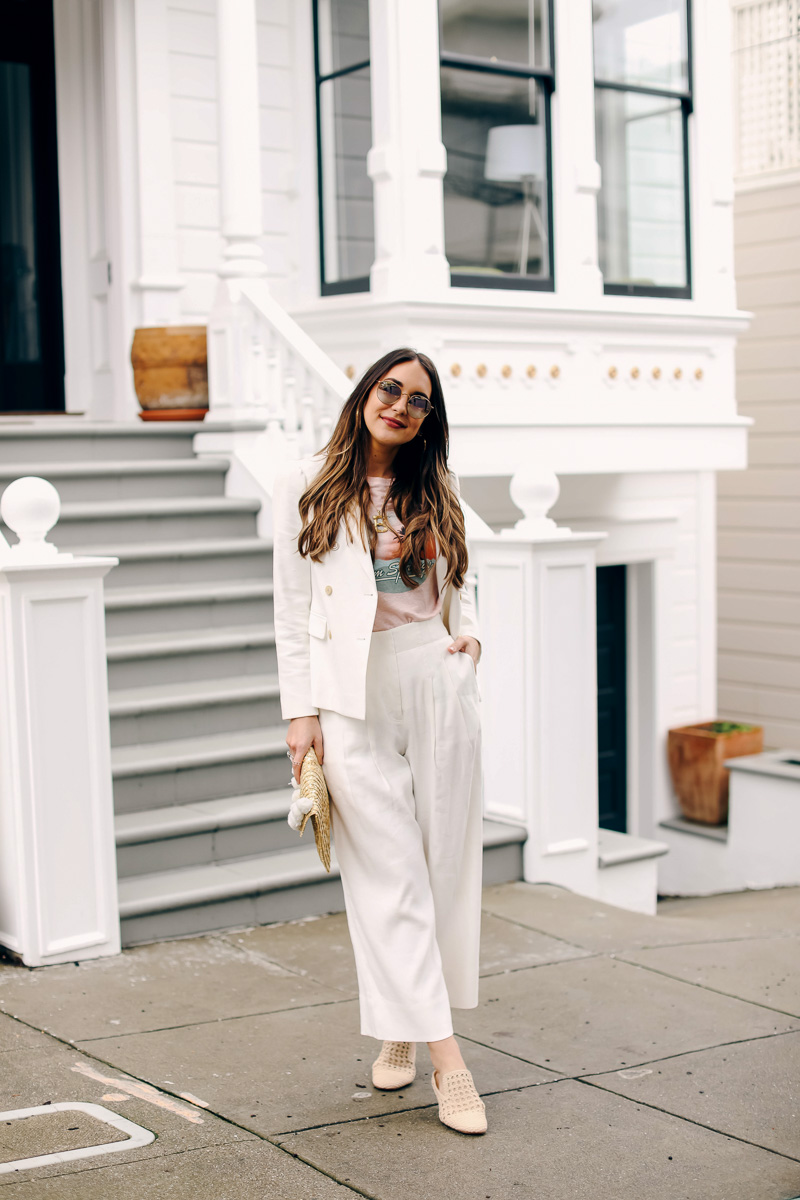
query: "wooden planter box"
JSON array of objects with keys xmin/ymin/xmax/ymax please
[{"xmin": 667, "ymin": 721, "xmax": 764, "ymax": 825}]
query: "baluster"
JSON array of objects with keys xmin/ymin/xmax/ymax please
[
  {"xmin": 263, "ymin": 328, "xmax": 282, "ymax": 435},
  {"xmin": 299, "ymin": 365, "xmax": 317, "ymax": 454},
  {"xmin": 283, "ymin": 351, "xmax": 299, "ymax": 457},
  {"xmin": 266, "ymin": 329, "xmax": 284, "ymax": 435},
  {"xmin": 317, "ymin": 382, "xmax": 334, "ymax": 447},
  {"xmin": 249, "ymin": 327, "xmax": 267, "ymax": 413}
]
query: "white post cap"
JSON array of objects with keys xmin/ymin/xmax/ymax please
[
  {"xmin": 0, "ymin": 477, "xmax": 72, "ymax": 564},
  {"xmin": 503, "ymin": 466, "xmax": 570, "ymax": 538}
]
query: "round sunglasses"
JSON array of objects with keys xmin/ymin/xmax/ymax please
[{"xmin": 376, "ymin": 378, "xmax": 432, "ymax": 419}]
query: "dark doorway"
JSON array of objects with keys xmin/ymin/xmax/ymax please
[
  {"xmin": 1, "ymin": 0, "xmax": 65, "ymax": 413},
  {"xmin": 597, "ymin": 564, "xmax": 627, "ymax": 832}
]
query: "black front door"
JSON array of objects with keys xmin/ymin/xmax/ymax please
[
  {"xmin": 596, "ymin": 564, "xmax": 627, "ymax": 832},
  {"xmin": 1, "ymin": 0, "xmax": 65, "ymax": 413}
]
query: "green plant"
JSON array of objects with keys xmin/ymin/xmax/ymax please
[{"xmin": 697, "ymin": 721, "xmax": 758, "ymax": 735}]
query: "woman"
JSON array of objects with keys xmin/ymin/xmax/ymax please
[{"xmin": 271, "ymin": 347, "xmax": 486, "ymax": 1135}]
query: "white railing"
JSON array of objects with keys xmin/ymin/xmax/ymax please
[
  {"xmin": 732, "ymin": 0, "xmax": 800, "ymax": 177},
  {"xmin": 206, "ymin": 278, "xmax": 351, "ymax": 457}
]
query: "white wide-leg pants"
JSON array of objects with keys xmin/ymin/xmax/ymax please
[{"xmin": 318, "ymin": 614, "xmax": 483, "ymax": 1043}]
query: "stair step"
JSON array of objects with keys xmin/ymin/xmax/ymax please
[
  {"xmin": 117, "ymin": 819, "xmax": 527, "ymax": 945},
  {"xmin": 118, "ymin": 844, "xmax": 344, "ymax": 943},
  {"xmin": 0, "ymin": 457, "xmax": 230, "ymax": 501},
  {"xmin": 111, "ymin": 726, "xmax": 290, "ymax": 812},
  {"xmin": 115, "ymin": 790, "xmax": 294, "ymax": 876},
  {"xmin": 104, "ymin": 580, "xmax": 274, "ymax": 637},
  {"xmin": 106, "ymin": 624, "xmax": 277, "ymax": 688},
  {"xmin": 5, "ymin": 496, "xmax": 261, "ymax": 548},
  {"xmin": 0, "ymin": 419, "xmax": 264, "ymax": 464},
  {"xmin": 77, "ymin": 538, "xmax": 272, "ymax": 588},
  {"xmin": 597, "ymin": 829, "xmax": 670, "ymax": 868},
  {"xmin": 109, "ymin": 673, "xmax": 282, "ymax": 745},
  {"xmin": 481, "ymin": 818, "xmax": 527, "ymax": 885}
]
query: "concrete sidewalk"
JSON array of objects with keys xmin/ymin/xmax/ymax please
[{"xmin": 0, "ymin": 882, "xmax": 798, "ymax": 1199}]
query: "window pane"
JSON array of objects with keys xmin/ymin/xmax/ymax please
[
  {"xmin": 439, "ymin": 0, "xmax": 550, "ymax": 70},
  {"xmin": 441, "ymin": 67, "xmax": 550, "ymax": 280},
  {"xmin": 319, "ymin": 67, "xmax": 374, "ymax": 285},
  {"xmin": 595, "ymin": 88, "xmax": 686, "ymax": 289},
  {"xmin": 0, "ymin": 61, "xmax": 40, "ymax": 365},
  {"xmin": 317, "ymin": 0, "xmax": 369, "ymax": 78},
  {"xmin": 592, "ymin": 0, "xmax": 688, "ymax": 92}
]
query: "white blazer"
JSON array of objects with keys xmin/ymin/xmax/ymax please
[{"xmin": 271, "ymin": 453, "xmax": 480, "ymax": 721}]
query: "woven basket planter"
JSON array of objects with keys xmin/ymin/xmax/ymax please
[
  {"xmin": 131, "ymin": 325, "xmax": 208, "ymax": 421},
  {"xmin": 667, "ymin": 721, "xmax": 764, "ymax": 825}
]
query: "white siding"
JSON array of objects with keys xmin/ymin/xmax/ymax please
[
  {"xmin": 166, "ymin": 0, "xmax": 301, "ymax": 318},
  {"xmin": 718, "ymin": 179, "xmax": 800, "ymax": 749}
]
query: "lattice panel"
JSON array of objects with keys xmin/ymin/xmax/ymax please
[{"xmin": 732, "ymin": 0, "xmax": 800, "ymax": 175}]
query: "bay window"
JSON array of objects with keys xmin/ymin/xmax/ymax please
[
  {"xmin": 593, "ymin": 0, "xmax": 693, "ymax": 297},
  {"xmin": 439, "ymin": 0, "xmax": 555, "ymax": 290},
  {"xmin": 313, "ymin": 0, "xmax": 374, "ymax": 294}
]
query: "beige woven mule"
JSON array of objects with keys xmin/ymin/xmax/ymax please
[
  {"xmin": 431, "ymin": 1067, "xmax": 487, "ymax": 1134},
  {"xmin": 372, "ymin": 1041, "xmax": 416, "ymax": 1089}
]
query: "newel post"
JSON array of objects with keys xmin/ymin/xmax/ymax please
[
  {"xmin": 0, "ymin": 478, "xmax": 120, "ymax": 966},
  {"xmin": 472, "ymin": 468, "xmax": 606, "ymax": 897}
]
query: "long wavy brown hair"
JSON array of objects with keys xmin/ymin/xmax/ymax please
[{"xmin": 297, "ymin": 348, "xmax": 469, "ymax": 590}]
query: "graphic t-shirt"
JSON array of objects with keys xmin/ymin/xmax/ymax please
[{"xmin": 367, "ymin": 476, "xmax": 441, "ymax": 632}]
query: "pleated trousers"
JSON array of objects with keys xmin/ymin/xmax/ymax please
[{"xmin": 318, "ymin": 614, "xmax": 483, "ymax": 1043}]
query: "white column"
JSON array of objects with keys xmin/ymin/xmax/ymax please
[
  {"xmin": 550, "ymin": 0, "xmax": 603, "ymax": 301},
  {"xmin": 132, "ymin": 0, "xmax": 184, "ymax": 322},
  {"xmin": 472, "ymin": 468, "xmax": 606, "ymax": 898},
  {"xmin": 0, "ymin": 480, "xmax": 119, "ymax": 967},
  {"xmin": 217, "ymin": 0, "xmax": 267, "ymax": 280},
  {"xmin": 367, "ymin": 0, "xmax": 450, "ymax": 299},
  {"xmin": 690, "ymin": 0, "xmax": 737, "ymax": 310},
  {"xmin": 206, "ymin": 0, "xmax": 268, "ymax": 424}
]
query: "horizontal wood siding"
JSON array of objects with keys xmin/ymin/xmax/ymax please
[
  {"xmin": 167, "ymin": 0, "xmax": 297, "ymax": 318},
  {"xmin": 718, "ymin": 180, "xmax": 800, "ymax": 749}
]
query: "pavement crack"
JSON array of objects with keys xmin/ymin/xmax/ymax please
[
  {"xmin": 477, "ymin": 952, "xmax": 600, "ymax": 981},
  {"xmin": 211, "ymin": 933, "xmax": 358, "ymax": 997},
  {"xmin": 265, "ymin": 1140, "xmax": 381, "ymax": 1199},
  {"xmin": 574, "ymin": 1028, "xmax": 800, "ymax": 1078},
  {"xmin": 478, "ymin": 908, "xmax": 596, "ymax": 951},
  {"xmin": 614, "ymin": 954, "xmax": 800, "ymax": 1022},
  {"xmin": 73, "ymin": 994, "xmax": 358, "ymax": 1042},
  {"xmin": 453, "ymin": 1029, "xmax": 568, "ymax": 1075},
  {"xmin": 576, "ymin": 1075, "xmax": 800, "ymax": 1164}
]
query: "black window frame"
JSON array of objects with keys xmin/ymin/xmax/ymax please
[
  {"xmin": 593, "ymin": 0, "xmax": 694, "ymax": 300},
  {"xmin": 439, "ymin": 0, "xmax": 556, "ymax": 293},
  {"xmin": 312, "ymin": 0, "xmax": 372, "ymax": 297},
  {"xmin": 2, "ymin": 0, "xmax": 66, "ymax": 413}
]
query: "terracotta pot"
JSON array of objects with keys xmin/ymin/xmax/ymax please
[
  {"xmin": 667, "ymin": 721, "xmax": 764, "ymax": 825},
  {"xmin": 131, "ymin": 326, "xmax": 208, "ymax": 421}
]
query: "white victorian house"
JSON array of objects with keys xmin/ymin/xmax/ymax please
[{"xmin": 0, "ymin": 0, "xmax": 759, "ymax": 967}]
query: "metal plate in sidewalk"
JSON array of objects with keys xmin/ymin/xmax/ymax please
[{"xmin": 0, "ymin": 1102, "xmax": 154, "ymax": 1174}]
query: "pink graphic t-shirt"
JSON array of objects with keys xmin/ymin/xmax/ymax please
[{"xmin": 367, "ymin": 476, "xmax": 442, "ymax": 632}]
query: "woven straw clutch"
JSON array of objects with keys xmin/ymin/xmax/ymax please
[{"xmin": 296, "ymin": 746, "xmax": 331, "ymax": 872}]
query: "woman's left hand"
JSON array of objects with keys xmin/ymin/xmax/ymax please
[{"xmin": 448, "ymin": 635, "xmax": 481, "ymax": 669}]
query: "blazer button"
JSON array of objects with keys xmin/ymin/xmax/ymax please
[
  {"xmin": 328, "ymin": 629, "xmax": 332, "ymax": 638},
  {"xmin": 325, "ymin": 585, "xmax": 333, "ymax": 595}
]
